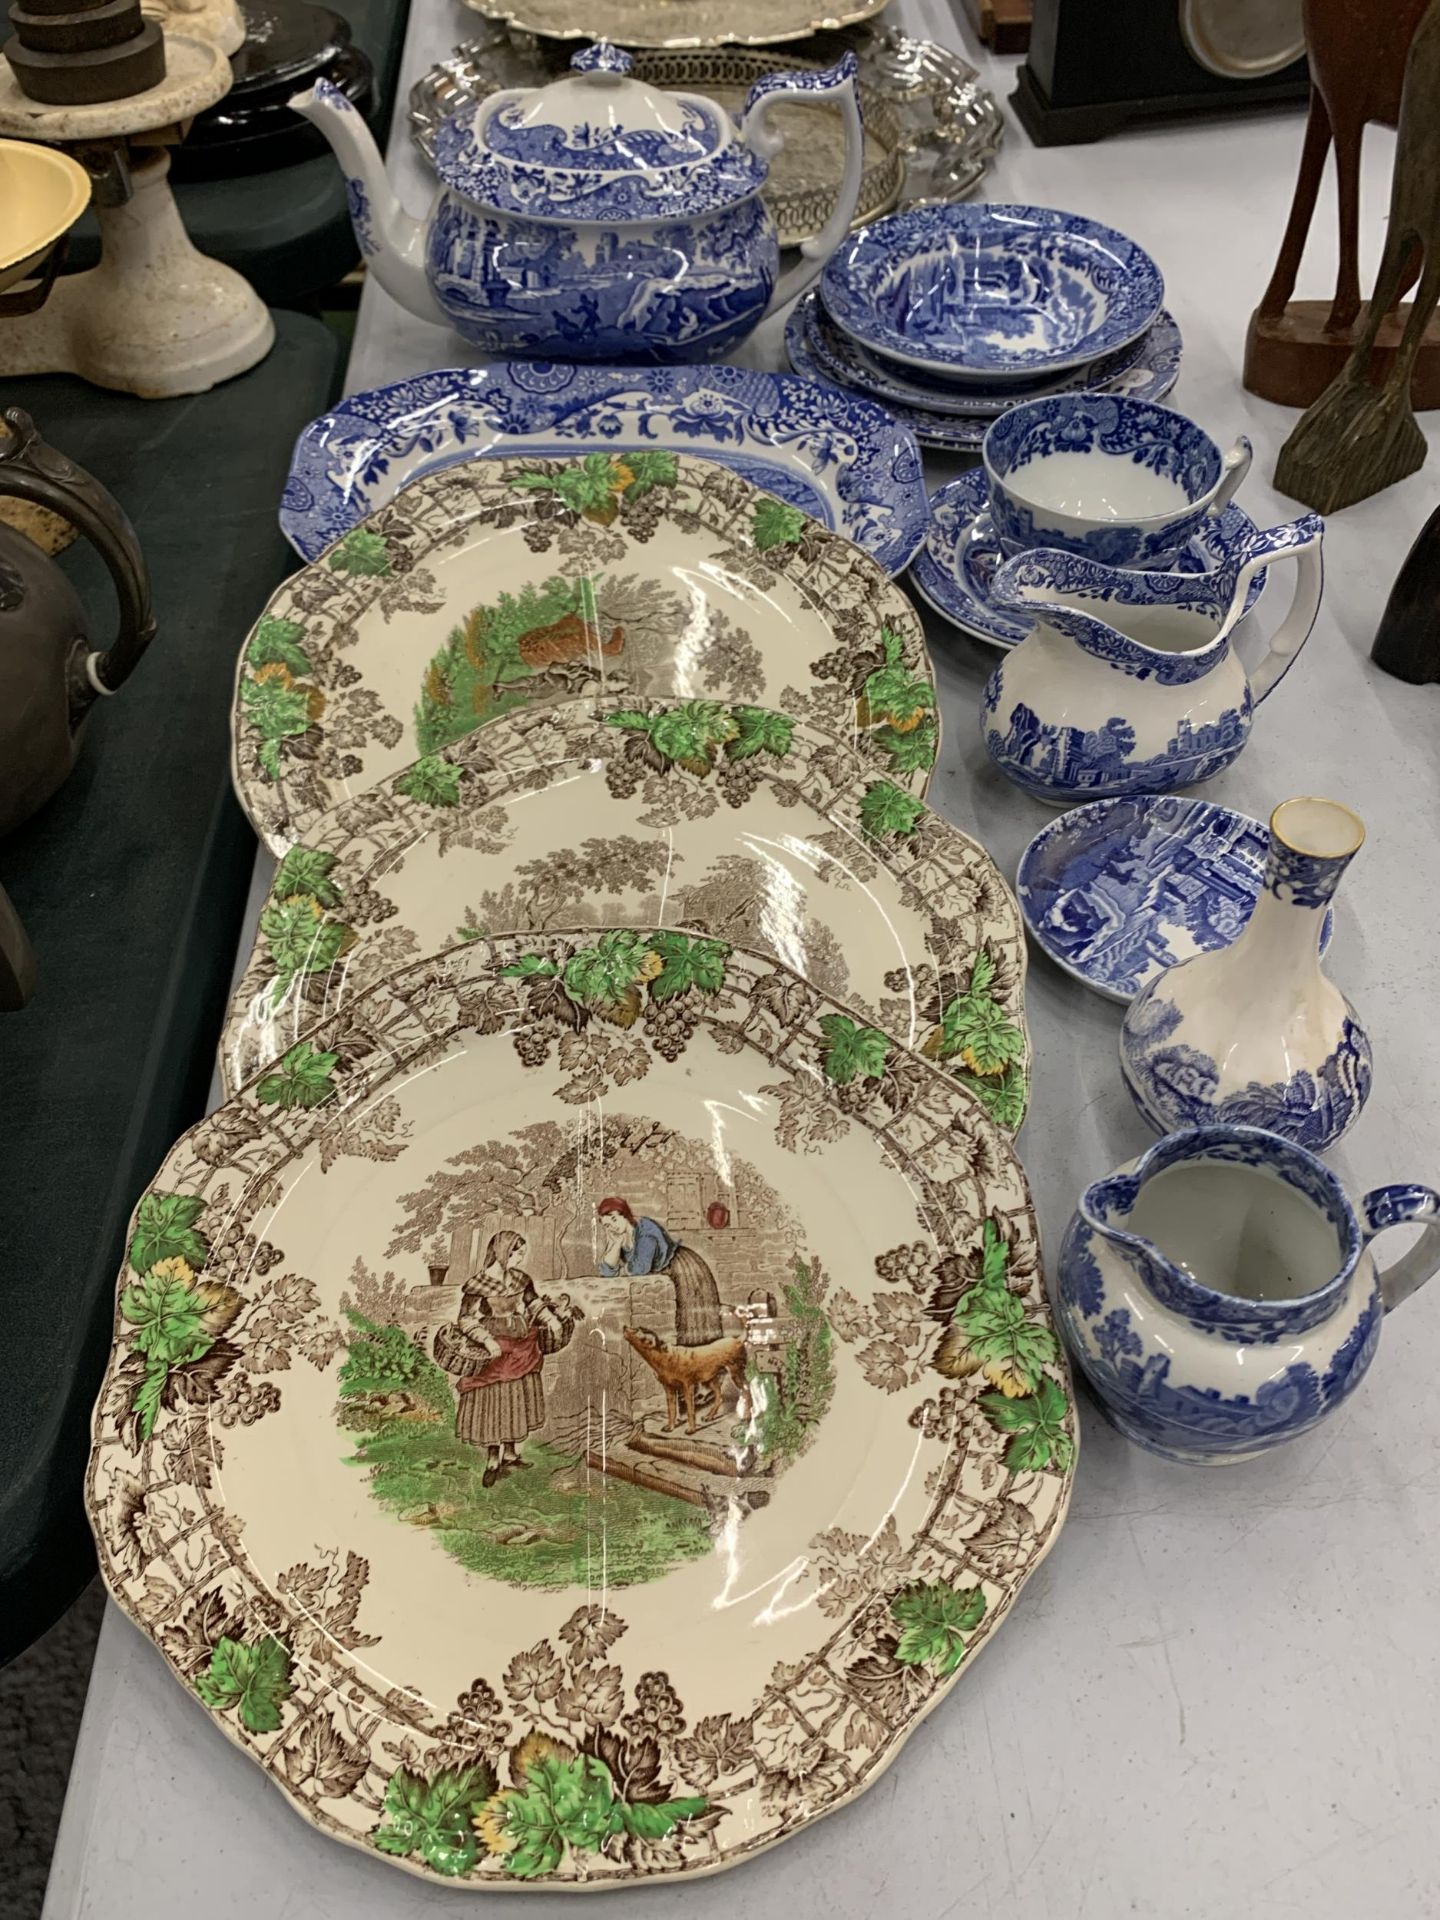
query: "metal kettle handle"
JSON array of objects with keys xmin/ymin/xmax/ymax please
[
  {"xmin": 0, "ymin": 880, "xmax": 36, "ymax": 1010},
  {"xmin": 0, "ymin": 408, "xmax": 155, "ymax": 718}
]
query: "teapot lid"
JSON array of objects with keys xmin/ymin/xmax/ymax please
[{"xmin": 432, "ymin": 41, "xmax": 767, "ymax": 224}]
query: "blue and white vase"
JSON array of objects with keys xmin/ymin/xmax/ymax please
[
  {"xmin": 1120, "ymin": 797, "xmax": 1372, "ymax": 1151},
  {"xmin": 1056, "ymin": 1125, "xmax": 1440, "ymax": 1465}
]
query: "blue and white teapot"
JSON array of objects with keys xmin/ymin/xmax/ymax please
[
  {"xmin": 294, "ymin": 43, "xmax": 863, "ymax": 363},
  {"xmin": 979, "ymin": 514, "xmax": 1325, "ymax": 804}
]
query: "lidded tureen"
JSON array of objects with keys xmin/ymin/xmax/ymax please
[{"xmin": 294, "ymin": 42, "xmax": 864, "ymax": 363}]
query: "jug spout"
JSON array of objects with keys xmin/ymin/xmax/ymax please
[{"xmin": 290, "ymin": 80, "xmax": 445, "ymax": 329}]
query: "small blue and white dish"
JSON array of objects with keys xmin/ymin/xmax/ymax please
[
  {"xmin": 1014, "ymin": 794, "xmax": 1334, "ymax": 1003},
  {"xmin": 908, "ymin": 468, "xmax": 1263, "ymax": 649},
  {"xmin": 279, "ymin": 363, "xmax": 930, "ymax": 576},
  {"xmin": 820, "ymin": 204, "xmax": 1166, "ymax": 383},
  {"xmin": 786, "ymin": 295, "xmax": 1183, "ymax": 454},
  {"xmin": 983, "ymin": 392, "xmax": 1251, "ymax": 570}
]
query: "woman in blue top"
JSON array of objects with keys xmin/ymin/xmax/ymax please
[{"xmin": 596, "ymin": 1197, "xmax": 723, "ymax": 1347}]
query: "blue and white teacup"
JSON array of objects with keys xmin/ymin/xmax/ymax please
[{"xmin": 980, "ymin": 393, "xmax": 1253, "ymax": 570}]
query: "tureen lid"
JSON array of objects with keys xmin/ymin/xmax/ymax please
[{"xmin": 431, "ymin": 40, "xmax": 768, "ymax": 224}]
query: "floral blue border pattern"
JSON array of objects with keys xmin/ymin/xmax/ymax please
[
  {"xmin": 820, "ymin": 204, "xmax": 1165, "ymax": 377},
  {"xmin": 784, "ymin": 297, "xmax": 1184, "ymax": 453},
  {"xmin": 433, "ymin": 119, "xmax": 768, "ymax": 222},
  {"xmin": 278, "ymin": 363, "xmax": 930, "ymax": 576},
  {"xmin": 1266, "ymin": 832, "xmax": 1358, "ymax": 911}
]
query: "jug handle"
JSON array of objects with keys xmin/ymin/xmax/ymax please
[
  {"xmin": 743, "ymin": 54, "xmax": 864, "ymax": 318},
  {"xmin": 1231, "ymin": 512, "xmax": 1325, "ymax": 705},
  {"xmin": 0, "ymin": 880, "xmax": 36, "ymax": 1011},
  {"xmin": 0, "ymin": 408, "xmax": 155, "ymax": 721},
  {"xmin": 1363, "ymin": 1185, "xmax": 1440, "ymax": 1312}
]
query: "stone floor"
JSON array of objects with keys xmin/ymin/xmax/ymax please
[{"xmin": 1, "ymin": 1583, "xmax": 104, "ymax": 1920}]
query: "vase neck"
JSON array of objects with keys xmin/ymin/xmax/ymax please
[{"xmin": 1236, "ymin": 811, "xmax": 1357, "ymax": 974}]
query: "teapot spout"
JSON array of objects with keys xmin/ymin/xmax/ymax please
[{"xmin": 289, "ymin": 80, "xmax": 446, "ymax": 330}]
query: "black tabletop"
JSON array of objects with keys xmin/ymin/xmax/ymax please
[
  {"xmin": 64, "ymin": 0, "xmax": 413, "ymax": 308},
  {"xmin": 0, "ymin": 311, "xmax": 345, "ymax": 1665}
]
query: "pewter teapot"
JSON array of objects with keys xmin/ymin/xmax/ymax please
[{"xmin": 293, "ymin": 41, "xmax": 864, "ymax": 364}]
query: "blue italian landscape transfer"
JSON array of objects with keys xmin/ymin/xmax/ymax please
[
  {"xmin": 425, "ymin": 195, "xmax": 775, "ymax": 361},
  {"xmin": 1014, "ymin": 796, "xmax": 1335, "ymax": 1002},
  {"xmin": 821, "ymin": 204, "xmax": 1164, "ymax": 378},
  {"xmin": 278, "ymin": 363, "xmax": 929, "ymax": 575},
  {"xmin": 983, "ymin": 694, "xmax": 1248, "ymax": 801},
  {"xmin": 1119, "ymin": 993, "xmax": 1374, "ymax": 1149}
]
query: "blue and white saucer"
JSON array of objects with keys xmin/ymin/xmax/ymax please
[
  {"xmin": 1016, "ymin": 795, "xmax": 1334, "ymax": 1003},
  {"xmin": 907, "ymin": 467, "xmax": 1263, "ymax": 648},
  {"xmin": 786, "ymin": 296, "xmax": 1182, "ymax": 453}
]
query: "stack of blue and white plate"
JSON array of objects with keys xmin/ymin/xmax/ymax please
[{"xmin": 785, "ymin": 203, "xmax": 1181, "ymax": 453}]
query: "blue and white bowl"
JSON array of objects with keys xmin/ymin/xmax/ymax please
[
  {"xmin": 1015, "ymin": 795, "xmax": 1334, "ymax": 1003},
  {"xmin": 820, "ymin": 204, "xmax": 1165, "ymax": 383},
  {"xmin": 983, "ymin": 393, "xmax": 1252, "ymax": 570}
]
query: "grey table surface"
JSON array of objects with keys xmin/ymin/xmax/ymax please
[{"xmin": 42, "ymin": 2, "xmax": 1440, "ymax": 1915}]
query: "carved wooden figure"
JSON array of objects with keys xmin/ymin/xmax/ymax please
[
  {"xmin": 1274, "ymin": 0, "xmax": 1440, "ymax": 511},
  {"xmin": 1371, "ymin": 502, "xmax": 1440, "ymax": 682},
  {"xmin": 1245, "ymin": 0, "xmax": 1440, "ymax": 407}
]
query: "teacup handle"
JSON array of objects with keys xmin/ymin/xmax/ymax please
[
  {"xmin": 744, "ymin": 54, "xmax": 864, "ymax": 317},
  {"xmin": 1206, "ymin": 435, "xmax": 1253, "ymax": 519},
  {"xmin": 1230, "ymin": 512, "xmax": 1326, "ymax": 704},
  {"xmin": 968, "ymin": 506, "xmax": 1001, "ymax": 560},
  {"xmin": 1363, "ymin": 1185, "xmax": 1440, "ymax": 1311}
]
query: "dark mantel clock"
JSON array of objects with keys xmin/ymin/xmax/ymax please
[{"xmin": 1012, "ymin": 0, "xmax": 1310, "ymax": 144}]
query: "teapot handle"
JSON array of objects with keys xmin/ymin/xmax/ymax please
[
  {"xmin": 1363, "ymin": 1185, "xmax": 1440, "ymax": 1312},
  {"xmin": 743, "ymin": 54, "xmax": 864, "ymax": 319},
  {"xmin": 1230, "ymin": 511, "xmax": 1325, "ymax": 705},
  {"xmin": 0, "ymin": 408, "xmax": 155, "ymax": 721}
]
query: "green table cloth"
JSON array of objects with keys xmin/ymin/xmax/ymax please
[{"xmin": 0, "ymin": 311, "xmax": 344, "ymax": 1664}]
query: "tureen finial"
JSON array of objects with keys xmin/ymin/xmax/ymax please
[{"xmin": 570, "ymin": 41, "xmax": 633, "ymax": 76}]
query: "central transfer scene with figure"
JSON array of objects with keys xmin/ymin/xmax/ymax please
[{"xmin": 333, "ymin": 1115, "xmax": 836, "ymax": 1589}]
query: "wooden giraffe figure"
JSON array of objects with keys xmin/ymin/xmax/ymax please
[
  {"xmin": 1246, "ymin": 0, "xmax": 1440, "ymax": 404},
  {"xmin": 1275, "ymin": 0, "xmax": 1440, "ymax": 510}
]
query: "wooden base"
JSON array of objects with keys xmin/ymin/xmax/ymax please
[
  {"xmin": 1245, "ymin": 302, "xmax": 1440, "ymax": 409},
  {"xmin": 961, "ymin": 0, "xmax": 1032, "ymax": 54},
  {"xmin": 1274, "ymin": 375, "xmax": 1428, "ymax": 513}
]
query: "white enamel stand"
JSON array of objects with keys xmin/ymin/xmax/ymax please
[{"xmin": 0, "ymin": 36, "xmax": 273, "ymax": 397}]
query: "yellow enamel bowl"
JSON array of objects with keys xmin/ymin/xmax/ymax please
[{"xmin": 0, "ymin": 138, "xmax": 91, "ymax": 293}]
